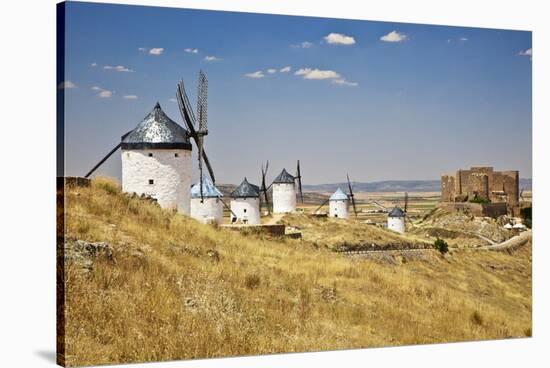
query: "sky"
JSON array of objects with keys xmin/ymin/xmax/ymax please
[{"xmin": 60, "ymin": 2, "xmax": 532, "ymax": 185}]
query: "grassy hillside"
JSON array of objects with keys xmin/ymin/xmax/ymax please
[{"xmin": 60, "ymin": 178, "xmax": 532, "ymax": 366}]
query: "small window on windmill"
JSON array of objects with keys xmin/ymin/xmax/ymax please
[
  {"xmin": 174, "ymin": 153, "xmax": 179, "ymax": 157},
  {"xmin": 244, "ymin": 208, "xmax": 247, "ymax": 213},
  {"xmin": 149, "ymin": 179, "xmax": 154, "ymax": 185},
  {"xmin": 148, "ymin": 153, "xmax": 153, "ymax": 157}
]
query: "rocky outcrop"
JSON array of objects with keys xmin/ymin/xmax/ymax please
[{"xmin": 63, "ymin": 239, "xmax": 113, "ymax": 272}]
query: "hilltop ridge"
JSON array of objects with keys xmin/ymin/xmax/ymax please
[{"xmin": 60, "ymin": 178, "xmax": 531, "ymax": 366}]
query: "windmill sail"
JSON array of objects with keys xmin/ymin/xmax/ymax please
[
  {"xmin": 347, "ymin": 174, "xmax": 358, "ymax": 217},
  {"xmin": 296, "ymin": 160, "xmax": 304, "ymax": 203},
  {"xmin": 84, "ymin": 130, "xmax": 132, "ymax": 178},
  {"xmin": 260, "ymin": 161, "xmax": 271, "ymax": 214},
  {"xmin": 176, "ymin": 76, "xmax": 216, "ymax": 189}
]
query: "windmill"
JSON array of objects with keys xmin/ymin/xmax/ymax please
[
  {"xmin": 404, "ymin": 192, "xmax": 409, "ymax": 213},
  {"xmin": 313, "ymin": 174, "xmax": 357, "ymax": 218},
  {"xmin": 295, "ymin": 160, "xmax": 304, "ymax": 204},
  {"xmin": 176, "ymin": 71, "xmax": 215, "ymax": 202},
  {"xmin": 260, "ymin": 160, "xmax": 271, "ymax": 214},
  {"xmin": 347, "ymin": 174, "xmax": 358, "ymax": 217}
]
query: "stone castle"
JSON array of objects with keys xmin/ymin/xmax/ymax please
[{"xmin": 441, "ymin": 166, "xmax": 519, "ymax": 217}]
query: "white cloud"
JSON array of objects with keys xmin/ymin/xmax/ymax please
[
  {"xmin": 103, "ymin": 65, "xmax": 133, "ymax": 72},
  {"xmin": 91, "ymin": 86, "xmax": 113, "ymax": 98},
  {"xmin": 267, "ymin": 68, "xmax": 277, "ymax": 74},
  {"xmin": 332, "ymin": 79, "xmax": 358, "ymax": 87},
  {"xmin": 204, "ymin": 55, "xmax": 221, "ymax": 62},
  {"xmin": 447, "ymin": 39, "xmax": 452, "ymax": 43},
  {"xmin": 380, "ymin": 31, "xmax": 407, "ymax": 42},
  {"xmin": 58, "ymin": 80, "xmax": 76, "ymax": 89},
  {"xmin": 280, "ymin": 66, "xmax": 291, "ymax": 73},
  {"xmin": 245, "ymin": 71, "xmax": 265, "ymax": 78},
  {"xmin": 138, "ymin": 47, "xmax": 147, "ymax": 52},
  {"xmin": 324, "ymin": 33, "xmax": 356, "ymax": 45},
  {"xmin": 295, "ymin": 68, "xmax": 340, "ymax": 80},
  {"xmin": 459, "ymin": 37, "xmax": 469, "ymax": 41},
  {"xmin": 149, "ymin": 48, "xmax": 164, "ymax": 55},
  {"xmin": 184, "ymin": 48, "xmax": 199, "ymax": 54},
  {"xmin": 518, "ymin": 48, "xmax": 532, "ymax": 56},
  {"xmin": 169, "ymin": 98, "xmax": 177, "ymax": 103},
  {"xmin": 98, "ymin": 90, "xmax": 113, "ymax": 98},
  {"xmin": 123, "ymin": 95, "xmax": 138, "ymax": 100},
  {"xmin": 90, "ymin": 62, "xmax": 97, "ymax": 67},
  {"xmin": 291, "ymin": 41, "xmax": 313, "ymax": 49}
]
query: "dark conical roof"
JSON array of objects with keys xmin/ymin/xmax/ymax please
[
  {"xmin": 231, "ymin": 178, "xmax": 260, "ymax": 198},
  {"xmin": 121, "ymin": 102, "xmax": 192, "ymax": 150},
  {"xmin": 273, "ymin": 168, "xmax": 295, "ymax": 184},
  {"xmin": 388, "ymin": 206, "xmax": 405, "ymax": 217}
]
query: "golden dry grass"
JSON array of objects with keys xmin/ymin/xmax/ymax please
[{"xmin": 61, "ymin": 178, "xmax": 531, "ymax": 366}]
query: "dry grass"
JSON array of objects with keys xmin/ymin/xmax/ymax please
[
  {"xmin": 278, "ymin": 213, "xmax": 431, "ymax": 250},
  {"xmin": 61, "ymin": 177, "xmax": 532, "ymax": 366}
]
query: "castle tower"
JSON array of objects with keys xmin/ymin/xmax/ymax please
[
  {"xmin": 230, "ymin": 178, "xmax": 261, "ymax": 225},
  {"xmin": 121, "ymin": 102, "xmax": 193, "ymax": 214},
  {"xmin": 387, "ymin": 206, "xmax": 406, "ymax": 233},
  {"xmin": 329, "ymin": 188, "xmax": 349, "ymax": 219},
  {"xmin": 272, "ymin": 168, "xmax": 296, "ymax": 214},
  {"xmin": 190, "ymin": 177, "xmax": 224, "ymax": 225}
]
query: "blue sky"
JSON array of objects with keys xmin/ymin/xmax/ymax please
[{"xmin": 61, "ymin": 2, "xmax": 532, "ymax": 184}]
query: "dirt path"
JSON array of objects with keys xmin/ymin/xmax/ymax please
[
  {"xmin": 264, "ymin": 213, "xmax": 284, "ymax": 225},
  {"xmin": 479, "ymin": 230, "xmax": 531, "ymax": 251}
]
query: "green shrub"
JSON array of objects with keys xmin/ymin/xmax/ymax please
[
  {"xmin": 434, "ymin": 237, "xmax": 449, "ymax": 254},
  {"xmin": 521, "ymin": 207, "xmax": 532, "ymax": 229},
  {"xmin": 468, "ymin": 197, "xmax": 490, "ymax": 204}
]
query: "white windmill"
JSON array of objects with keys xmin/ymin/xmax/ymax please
[
  {"xmin": 387, "ymin": 192, "xmax": 407, "ymax": 233},
  {"xmin": 190, "ymin": 176, "xmax": 224, "ymax": 224},
  {"xmin": 230, "ymin": 178, "xmax": 261, "ymax": 225},
  {"xmin": 314, "ymin": 174, "xmax": 358, "ymax": 219}
]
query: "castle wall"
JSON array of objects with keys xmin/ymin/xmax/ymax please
[
  {"xmin": 468, "ymin": 173, "xmax": 489, "ymax": 200},
  {"xmin": 441, "ymin": 175, "xmax": 455, "ymax": 202},
  {"xmin": 438, "ymin": 202, "xmax": 508, "ymax": 218},
  {"xmin": 440, "ymin": 166, "xmax": 519, "ymax": 216},
  {"xmin": 121, "ymin": 148, "xmax": 191, "ymax": 214}
]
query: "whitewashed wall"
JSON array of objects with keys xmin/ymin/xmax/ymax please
[
  {"xmin": 272, "ymin": 183, "xmax": 296, "ymax": 213},
  {"xmin": 329, "ymin": 200, "xmax": 349, "ymax": 219},
  {"xmin": 230, "ymin": 198, "xmax": 260, "ymax": 225},
  {"xmin": 190, "ymin": 197, "xmax": 224, "ymax": 224},
  {"xmin": 388, "ymin": 217, "xmax": 406, "ymax": 233},
  {"xmin": 121, "ymin": 149, "xmax": 192, "ymax": 214}
]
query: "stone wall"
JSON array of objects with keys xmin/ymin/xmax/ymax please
[
  {"xmin": 440, "ymin": 166, "xmax": 519, "ymax": 216},
  {"xmin": 438, "ymin": 202, "xmax": 508, "ymax": 218},
  {"xmin": 441, "ymin": 175, "xmax": 455, "ymax": 202}
]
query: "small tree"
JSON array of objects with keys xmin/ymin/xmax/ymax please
[{"xmin": 434, "ymin": 237, "xmax": 449, "ymax": 254}]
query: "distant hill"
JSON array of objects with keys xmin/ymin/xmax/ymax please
[
  {"xmin": 302, "ymin": 178, "xmax": 532, "ymax": 193},
  {"xmin": 520, "ymin": 178, "xmax": 532, "ymax": 191}
]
